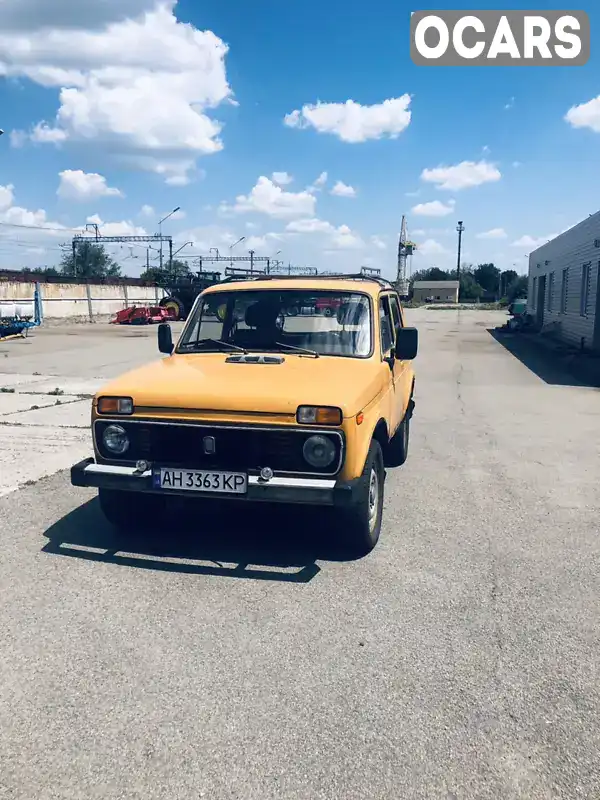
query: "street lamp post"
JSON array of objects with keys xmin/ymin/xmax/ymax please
[
  {"xmin": 229, "ymin": 236, "xmax": 246, "ymax": 267},
  {"xmin": 158, "ymin": 206, "xmax": 181, "ymax": 269},
  {"xmin": 456, "ymin": 220, "xmax": 465, "ymax": 295}
]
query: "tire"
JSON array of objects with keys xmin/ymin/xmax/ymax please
[
  {"xmin": 159, "ymin": 296, "xmax": 185, "ymax": 320},
  {"xmin": 338, "ymin": 439, "xmax": 385, "ymax": 557},
  {"xmin": 386, "ymin": 414, "xmax": 410, "ymax": 468},
  {"xmin": 98, "ymin": 488, "xmax": 165, "ymax": 532},
  {"xmin": 324, "ymin": 307, "xmax": 334, "ymax": 317}
]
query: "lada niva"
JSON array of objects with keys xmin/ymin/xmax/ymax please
[{"xmin": 71, "ymin": 274, "xmax": 418, "ymax": 556}]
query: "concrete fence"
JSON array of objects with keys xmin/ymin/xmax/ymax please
[{"xmin": 0, "ymin": 280, "xmax": 168, "ymax": 320}]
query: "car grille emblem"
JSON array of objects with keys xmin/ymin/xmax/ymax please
[{"xmin": 203, "ymin": 435, "xmax": 216, "ymax": 455}]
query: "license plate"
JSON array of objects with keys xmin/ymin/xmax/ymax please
[{"xmin": 153, "ymin": 468, "xmax": 247, "ymax": 494}]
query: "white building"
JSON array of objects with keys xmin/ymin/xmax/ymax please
[
  {"xmin": 411, "ymin": 280, "xmax": 459, "ymax": 304},
  {"xmin": 527, "ymin": 211, "xmax": 600, "ymax": 352}
]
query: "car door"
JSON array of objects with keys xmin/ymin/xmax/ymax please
[
  {"xmin": 379, "ymin": 294, "xmax": 402, "ymax": 436},
  {"xmin": 387, "ymin": 292, "xmax": 412, "ymax": 433}
]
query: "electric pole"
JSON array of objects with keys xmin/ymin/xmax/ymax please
[{"xmin": 456, "ymin": 220, "xmax": 465, "ymax": 294}]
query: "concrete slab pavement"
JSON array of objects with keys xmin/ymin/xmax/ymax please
[
  {"xmin": 0, "ymin": 321, "xmax": 178, "ymax": 496},
  {"xmin": 0, "ymin": 309, "xmax": 599, "ymax": 798}
]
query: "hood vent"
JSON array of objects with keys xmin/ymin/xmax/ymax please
[{"xmin": 225, "ymin": 354, "xmax": 285, "ymax": 364}]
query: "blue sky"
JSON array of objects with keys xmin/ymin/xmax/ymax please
[{"xmin": 0, "ymin": 0, "xmax": 599, "ymax": 278}]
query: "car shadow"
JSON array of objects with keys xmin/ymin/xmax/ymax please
[
  {"xmin": 42, "ymin": 497, "xmax": 358, "ymax": 583},
  {"xmin": 487, "ymin": 327, "xmax": 600, "ymax": 388}
]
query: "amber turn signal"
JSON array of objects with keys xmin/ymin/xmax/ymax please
[
  {"xmin": 297, "ymin": 405, "xmax": 343, "ymax": 426},
  {"xmin": 97, "ymin": 396, "xmax": 134, "ymax": 415}
]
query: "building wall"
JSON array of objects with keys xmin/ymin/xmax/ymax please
[
  {"xmin": 412, "ymin": 287, "xmax": 459, "ymax": 303},
  {"xmin": 0, "ymin": 280, "xmax": 167, "ymax": 319},
  {"xmin": 527, "ymin": 211, "xmax": 600, "ymax": 351}
]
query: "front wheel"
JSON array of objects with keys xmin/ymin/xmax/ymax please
[
  {"xmin": 337, "ymin": 440, "xmax": 385, "ymax": 557},
  {"xmin": 98, "ymin": 489, "xmax": 165, "ymax": 532}
]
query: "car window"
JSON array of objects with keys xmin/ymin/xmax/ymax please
[
  {"xmin": 379, "ymin": 296, "xmax": 394, "ymax": 355},
  {"xmin": 388, "ymin": 294, "xmax": 403, "ymax": 329},
  {"xmin": 178, "ymin": 289, "xmax": 373, "ymax": 358}
]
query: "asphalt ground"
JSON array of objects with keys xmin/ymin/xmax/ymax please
[{"xmin": 1, "ymin": 309, "xmax": 599, "ymax": 799}]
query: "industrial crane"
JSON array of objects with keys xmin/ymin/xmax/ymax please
[{"xmin": 395, "ymin": 215, "xmax": 417, "ymax": 299}]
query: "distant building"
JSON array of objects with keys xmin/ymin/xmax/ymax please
[
  {"xmin": 527, "ymin": 211, "xmax": 600, "ymax": 352},
  {"xmin": 412, "ymin": 280, "xmax": 459, "ymax": 304}
]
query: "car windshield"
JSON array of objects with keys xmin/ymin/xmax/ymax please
[{"xmin": 178, "ymin": 289, "xmax": 372, "ymax": 357}]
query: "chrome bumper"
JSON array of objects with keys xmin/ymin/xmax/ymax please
[{"xmin": 71, "ymin": 458, "xmax": 356, "ymax": 507}]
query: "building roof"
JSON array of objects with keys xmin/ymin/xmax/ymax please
[{"xmin": 412, "ymin": 280, "xmax": 460, "ymax": 289}]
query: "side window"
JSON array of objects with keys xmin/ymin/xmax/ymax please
[
  {"xmin": 379, "ymin": 296, "xmax": 394, "ymax": 355},
  {"xmin": 388, "ymin": 294, "xmax": 403, "ymax": 329}
]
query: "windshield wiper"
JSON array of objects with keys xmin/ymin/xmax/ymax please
[
  {"xmin": 180, "ymin": 338, "xmax": 247, "ymax": 353},
  {"xmin": 273, "ymin": 341, "xmax": 319, "ymax": 358}
]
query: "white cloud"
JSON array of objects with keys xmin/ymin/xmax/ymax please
[
  {"xmin": 57, "ymin": 169, "xmax": 123, "ymax": 200},
  {"xmin": 0, "ymin": 183, "xmax": 66, "ymax": 237},
  {"xmin": 476, "ymin": 227, "xmax": 507, "ymax": 240},
  {"xmin": 271, "ymin": 172, "xmax": 293, "ymax": 186},
  {"xmin": 286, "ymin": 218, "xmax": 333, "ymax": 234},
  {"xmin": 418, "ymin": 239, "xmax": 447, "ymax": 256},
  {"xmin": 512, "ymin": 161, "xmax": 521, "ymax": 168},
  {"xmin": 504, "ymin": 96, "xmax": 515, "ymax": 110},
  {"xmin": 307, "ymin": 171, "xmax": 328, "ymax": 193},
  {"xmin": 85, "ymin": 213, "xmax": 146, "ymax": 237},
  {"xmin": 284, "ymin": 216, "xmax": 363, "ymax": 250},
  {"xmin": 330, "ymin": 224, "xmax": 364, "ymax": 250},
  {"xmin": 284, "ymin": 95, "xmax": 412, "ymax": 143},
  {"xmin": 420, "ymin": 160, "xmax": 501, "ymax": 191},
  {"xmin": 565, "ymin": 96, "xmax": 600, "ymax": 133},
  {"xmin": 412, "ymin": 199, "xmax": 456, "ymax": 217},
  {"xmin": 0, "ymin": 0, "xmax": 157, "ymax": 32},
  {"xmin": 0, "ymin": 2, "xmax": 233, "ymax": 182},
  {"xmin": 371, "ymin": 235, "xmax": 386, "ymax": 250},
  {"xmin": 224, "ymin": 176, "xmax": 316, "ymax": 219},
  {"xmin": 330, "ymin": 180, "xmax": 357, "ymax": 198},
  {"xmin": 412, "ymin": 228, "xmax": 426, "ymax": 237},
  {"xmin": 0, "ymin": 184, "xmax": 15, "ymax": 211},
  {"xmin": 30, "ymin": 122, "xmax": 68, "ymax": 144},
  {"xmin": 140, "ymin": 204, "xmax": 155, "ymax": 217},
  {"xmin": 512, "ymin": 234, "xmax": 558, "ymax": 249}
]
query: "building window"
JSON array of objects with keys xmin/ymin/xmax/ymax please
[
  {"xmin": 560, "ymin": 268, "xmax": 569, "ymax": 313},
  {"xmin": 532, "ymin": 277, "xmax": 537, "ymax": 310},
  {"xmin": 581, "ymin": 262, "xmax": 591, "ymax": 316},
  {"xmin": 547, "ymin": 272, "xmax": 554, "ymax": 311}
]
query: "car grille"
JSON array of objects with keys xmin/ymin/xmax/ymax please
[{"xmin": 94, "ymin": 420, "xmax": 343, "ymax": 475}]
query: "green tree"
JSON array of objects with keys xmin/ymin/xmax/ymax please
[
  {"xmin": 140, "ymin": 258, "xmax": 192, "ymax": 282},
  {"xmin": 473, "ymin": 263, "xmax": 500, "ymax": 295},
  {"xmin": 507, "ymin": 275, "xmax": 528, "ymax": 302},
  {"xmin": 411, "ymin": 267, "xmax": 451, "ymax": 282},
  {"xmin": 61, "ymin": 241, "xmax": 121, "ymax": 279}
]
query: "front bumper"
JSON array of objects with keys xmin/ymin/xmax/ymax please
[{"xmin": 71, "ymin": 458, "xmax": 359, "ymax": 508}]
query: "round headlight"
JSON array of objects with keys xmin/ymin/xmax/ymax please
[
  {"xmin": 303, "ymin": 435, "xmax": 336, "ymax": 469},
  {"xmin": 103, "ymin": 424, "xmax": 129, "ymax": 455}
]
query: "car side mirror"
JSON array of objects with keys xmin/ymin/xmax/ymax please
[
  {"xmin": 394, "ymin": 326, "xmax": 418, "ymax": 360},
  {"xmin": 158, "ymin": 322, "xmax": 174, "ymax": 355}
]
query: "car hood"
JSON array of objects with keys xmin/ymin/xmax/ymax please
[{"xmin": 96, "ymin": 352, "xmax": 384, "ymax": 418}]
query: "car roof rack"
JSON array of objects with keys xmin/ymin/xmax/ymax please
[{"xmin": 216, "ymin": 273, "xmax": 395, "ymax": 288}]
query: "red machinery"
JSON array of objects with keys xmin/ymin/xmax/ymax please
[{"xmin": 111, "ymin": 306, "xmax": 174, "ymax": 325}]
